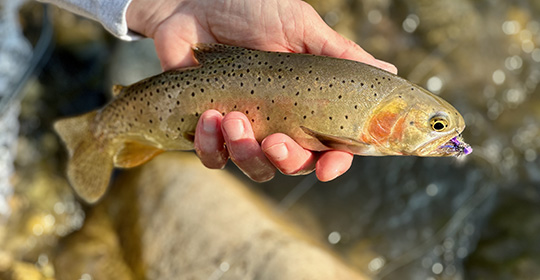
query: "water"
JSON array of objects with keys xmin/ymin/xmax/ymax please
[{"xmin": 6, "ymin": 0, "xmax": 540, "ymax": 279}]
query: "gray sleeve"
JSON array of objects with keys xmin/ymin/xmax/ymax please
[{"xmin": 38, "ymin": 0, "xmax": 142, "ymax": 41}]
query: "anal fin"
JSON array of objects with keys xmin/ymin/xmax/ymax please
[{"xmin": 114, "ymin": 141, "xmax": 164, "ymax": 168}]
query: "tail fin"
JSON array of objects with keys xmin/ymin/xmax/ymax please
[{"xmin": 54, "ymin": 111, "xmax": 113, "ymax": 204}]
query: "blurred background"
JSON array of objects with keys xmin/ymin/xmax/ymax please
[{"xmin": 1, "ymin": 0, "xmax": 539, "ymax": 279}]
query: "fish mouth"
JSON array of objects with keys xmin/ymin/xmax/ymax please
[{"xmin": 413, "ymin": 130, "xmax": 472, "ymax": 157}]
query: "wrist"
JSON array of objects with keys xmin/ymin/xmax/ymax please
[{"xmin": 126, "ymin": 0, "xmax": 184, "ymax": 38}]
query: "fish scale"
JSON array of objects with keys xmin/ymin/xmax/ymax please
[{"xmin": 54, "ymin": 43, "xmax": 470, "ymax": 203}]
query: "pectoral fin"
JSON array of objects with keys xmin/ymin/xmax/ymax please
[
  {"xmin": 300, "ymin": 126, "xmax": 370, "ymax": 154},
  {"xmin": 114, "ymin": 141, "xmax": 164, "ymax": 168}
]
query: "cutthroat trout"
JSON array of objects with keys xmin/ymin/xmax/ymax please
[{"xmin": 55, "ymin": 44, "xmax": 471, "ymax": 203}]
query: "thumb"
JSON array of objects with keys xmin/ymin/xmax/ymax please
[
  {"xmin": 153, "ymin": 17, "xmax": 201, "ymax": 71},
  {"xmin": 299, "ymin": 7, "xmax": 397, "ymax": 74}
]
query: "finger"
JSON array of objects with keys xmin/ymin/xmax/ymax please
[
  {"xmin": 261, "ymin": 133, "xmax": 316, "ymax": 175},
  {"xmin": 315, "ymin": 151, "xmax": 354, "ymax": 182},
  {"xmin": 296, "ymin": 3, "xmax": 397, "ymax": 74},
  {"xmin": 194, "ymin": 110, "xmax": 229, "ymax": 169},
  {"xmin": 221, "ymin": 112, "xmax": 276, "ymax": 182}
]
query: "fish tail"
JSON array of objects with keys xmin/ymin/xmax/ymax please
[{"xmin": 54, "ymin": 111, "xmax": 113, "ymax": 203}]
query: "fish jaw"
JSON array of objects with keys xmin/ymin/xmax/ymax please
[{"xmin": 411, "ymin": 129, "xmax": 472, "ymax": 157}]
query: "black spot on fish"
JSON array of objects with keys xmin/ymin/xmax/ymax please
[
  {"xmin": 410, "ymin": 121, "xmax": 414, "ymax": 125},
  {"xmin": 338, "ymin": 95, "xmax": 342, "ymax": 99},
  {"xmin": 149, "ymin": 119, "xmax": 153, "ymax": 124},
  {"xmin": 374, "ymin": 93, "xmax": 377, "ymax": 97},
  {"xmin": 191, "ymin": 92, "xmax": 195, "ymax": 97},
  {"xmin": 411, "ymin": 88, "xmax": 414, "ymax": 91},
  {"xmin": 340, "ymin": 126, "xmax": 344, "ymax": 129},
  {"xmin": 329, "ymin": 117, "xmax": 333, "ymax": 120},
  {"xmin": 181, "ymin": 118, "xmax": 184, "ymax": 122},
  {"xmin": 211, "ymin": 99, "xmax": 214, "ymax": 103},
  {"xmin": 361, "ymin": 83, "xmax": 364, "ymax": 86},
  {"xmin": 303, "ymin": 115, "xmax": 307, "ymax": 119},
  {"xmin": 251, "ymin": 90, "xmax": 254, "ymax": 94},
  {"xmin": 284, "ymin": 117, "xmax": 287, "ymax": 120},
  {"xmin": 176, "ymin": 101, "xmax": 180, "ymax": 105},
  {"xmin": 267, "ymin": 116, "xmax": 270, "ymax": 121},
  {"xmin": 168, "ymin": 94, "xmax": 172, "ymax": 98},
  {"xmin": 294, "ymin": 102, "xmax": 298, "ymax": 106},
  {"xmin": 149, "ymin": 129, "xmax": 153, "ymax": 133},
  {"xmin": 345, "ymin": 115, "xmax": 348, "ymax": 119}
]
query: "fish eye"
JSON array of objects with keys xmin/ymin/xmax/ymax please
[{"xmin": 430, "ymin": 116, "xmax": 449, "ymax": 132}]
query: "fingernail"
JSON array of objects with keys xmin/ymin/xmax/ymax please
[
  {"xmin": 264, "ymin": 142, "xmax": 288, "ymax": 161},
  {"xmin": 202, "ymin": 115, "xmax": 217, "ymax": 133},
  {"xmin": 375, "ymin": 59, "xmax": 398, "ymax": 74},
  {"xmin": 222, "ymin": 119, "xmax": 245, "ymax": 141}
]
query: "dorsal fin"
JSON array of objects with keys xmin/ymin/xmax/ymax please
[
  {"xmin": 192, "ymin": 43, "xmax": 252, "ymax": 65},
  {"xmin": 112, "ymin": 84, "xmax": 127, "ymax": 97}
]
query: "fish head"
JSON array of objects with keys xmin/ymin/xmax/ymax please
[{"xmin": 365, "ymin": 84, "xmax": 470, "ymax": 157}]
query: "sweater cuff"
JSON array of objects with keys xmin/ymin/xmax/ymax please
[{"xmin": 38, "ymin": 0, "xmax": 143, "ymax": 41}]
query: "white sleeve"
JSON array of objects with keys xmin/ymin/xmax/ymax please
[{"xmin": 38, "ymin": 0, "xmax": 142, "ymax": 41}]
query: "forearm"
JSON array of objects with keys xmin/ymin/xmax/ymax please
[{"xmin": 38, "ymin": 0, "xmax": 140, "ymax": 40}]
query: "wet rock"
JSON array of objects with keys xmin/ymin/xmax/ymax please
[{"xmin": 55, "ymin": 153, "xmax": 366, "ymax": 280}]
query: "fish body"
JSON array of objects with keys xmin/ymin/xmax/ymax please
[{"xmin": 55, "ymin": 44, "xmax": 470, "ymax": 203}]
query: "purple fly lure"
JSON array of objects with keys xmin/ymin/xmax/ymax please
[{"xmin": 440, "ymin": 135, "xmax": 472, "ymax": 156}]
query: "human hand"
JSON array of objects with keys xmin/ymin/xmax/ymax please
[{"xmin": 126, "ymin": 0, "xmax": 397, "ymax": 182}]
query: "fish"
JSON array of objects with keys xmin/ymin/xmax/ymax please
[{"xmin": 54, "ymin": 43, "xmax": 471, "ymax": 203}]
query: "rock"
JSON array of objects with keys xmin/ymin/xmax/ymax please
[{"xmin": 55, "ymin": 153, "xmax": 366, "ymax": 280}]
